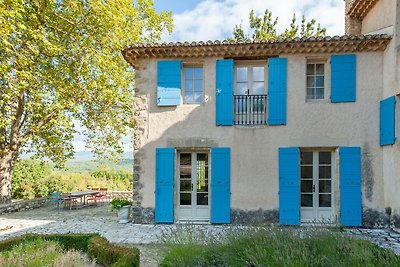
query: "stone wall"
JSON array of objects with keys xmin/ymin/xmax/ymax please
[
  {"xmin": 0, "ymin": 198, "xmax": 49, "ymax": 215},
  {"xmin": 0, "ymin": 191, "xmax": 132, "ymax": 215}
]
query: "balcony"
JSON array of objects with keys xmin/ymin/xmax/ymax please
[{"xmin": 233, "ymin": 94, "xmax": 268, "ymax": 125}]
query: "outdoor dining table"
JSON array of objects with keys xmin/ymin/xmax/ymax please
[{"xmin": 69, "ymin": 190, "xmax": 100, "ymax": 206}]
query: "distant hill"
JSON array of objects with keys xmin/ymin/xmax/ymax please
[
  {"xmin": 72, "ymin": 151, "xmax": 133, "ymax": 161},
  {"xmin": 61, "ymin": 158, "xmax": 133, "ymax": 173}
]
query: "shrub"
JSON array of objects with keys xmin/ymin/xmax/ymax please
[
  {"xmin": 88, "ymin": 236, "xmax": 139, "ymax": 267},
  {"xmin": 110, "ymin": 199, "xmax": 133, "ymax": 211}
]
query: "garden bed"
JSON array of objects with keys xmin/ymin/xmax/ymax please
[
  {"xmin": 161, "ymin": 227, "xmax": 400, "ymax": 267},
  {"xmin": 0, "ymin": 233, "xmax": 139, "ymax": 267}
]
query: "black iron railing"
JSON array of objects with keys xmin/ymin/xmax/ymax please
[{"xmin": 234, "ymin": 94, "xmax": 267, "ymax": 125}]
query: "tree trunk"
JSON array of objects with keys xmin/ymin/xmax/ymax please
[{"xmin": 0, "ymin": 152, "xmax": 14, "ymax": 204}]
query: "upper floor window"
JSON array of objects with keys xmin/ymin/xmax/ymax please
[
  {"xmin": 184, "ymin": 66, "xmax": 203, "ymax": 104},
  {"xmin": 306, "ymin": 61, "xmax": 325, "ymax": 101},
  {"xmin": 235, "ymin": 65, "xmax": 266, "ymax": 96}
]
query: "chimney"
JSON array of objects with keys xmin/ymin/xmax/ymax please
[{"xmin": 345, "ymin": 0, "xmax": 362, "ymax": 35}]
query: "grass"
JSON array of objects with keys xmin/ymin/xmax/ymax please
[
  {"xmin": 0, "ymin": 238, "xmax": 94, "ymax": 267},
  {"xmin": 160, "ymin": 226, "xmax": 400, "ymax": 267}
]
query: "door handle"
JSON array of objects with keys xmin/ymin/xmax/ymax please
[
  {"xmin": 191, "ymin": 183, "xmax": 193, "ymax": 191},
  {"xmin": 313, "ymin": 184, "xmax": 315, "ymax": 192}
]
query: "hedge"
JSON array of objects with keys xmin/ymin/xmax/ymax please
[
  {"xmin": 88, "ymin": 236, "xmax": 140, "ymax": 267},
  {"xmin": 0, "ymin": 233, "xmax": 140, "ymax": 267}
]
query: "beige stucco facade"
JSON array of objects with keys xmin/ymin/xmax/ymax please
[{"xmin": 128, "ymin": 0, "xmax": 399, "ymax": 226}]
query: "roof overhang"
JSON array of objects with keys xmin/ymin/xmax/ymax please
[
  {"xmin": 346, "ymin": 0, "xmax": 379, "ymax": 20},
  {"xmin": 122, "ymin": 34, "xmax": 391, "ymax": 67}
]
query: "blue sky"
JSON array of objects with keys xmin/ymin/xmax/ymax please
[{"xmin": 73, "ymin": 0, "xmax": 345, "ymax": 154}]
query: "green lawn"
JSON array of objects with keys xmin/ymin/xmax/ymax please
[{"xmin": 161, "ymin": 227, "xmax": 400, "ymax": 267}]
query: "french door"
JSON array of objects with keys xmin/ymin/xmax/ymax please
[
  {"xmin": 177, "ymin": 152, "xmax": 210, "ymax": 222},
  {"xmin": 300, "ymin": 151, "xmax": 335, "ymax": 222}
]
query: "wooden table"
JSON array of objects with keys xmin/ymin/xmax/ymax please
[{"xmin": 69, "ymin": 190, "xmax": 100, "ymax": 206}]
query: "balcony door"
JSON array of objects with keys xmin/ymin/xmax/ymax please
[
  {"xmin": 234, "ymin": 64, "xmax": 267, "ymax": 125},
  {"xmin": 177, "ymin": 152, "xmax": 210, "ymax": 222}
]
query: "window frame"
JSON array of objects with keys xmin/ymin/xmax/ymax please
[
  {"xmin": 182, "ymin": 65, "xmax": 204, "ymax": 105},
  {"xmin": 305, "ymin": 58, "xmax": 329, "ymax": 102},
  {"xmin": 234, "ymin": 61, "xmax": 268, "ymax": 96}
]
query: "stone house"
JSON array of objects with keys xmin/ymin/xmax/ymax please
[{"xmin": 122, "ymin": 0, "xmax": 400, "ymax": 226}]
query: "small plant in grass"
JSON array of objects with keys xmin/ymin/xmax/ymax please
[{"xmin": 110, "ymin": 198, "xmax": 132, "ymax": 211}]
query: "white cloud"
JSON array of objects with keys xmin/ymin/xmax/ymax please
[{"xmin": 166, "ymin": 0, "xmax": 345, "ymax": 42}]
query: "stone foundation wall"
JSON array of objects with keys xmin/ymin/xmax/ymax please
[
  {"xmin": 108, "ymin": 191, "xmax": 133, "ymax": 200},
  {"xmin": 0, "ymin": 198, "xmax": 49, "ymax": 215}
]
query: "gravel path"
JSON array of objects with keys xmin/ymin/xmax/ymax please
[{"xmin": 1, "ymin": 206, "xmax": 400, "ymax": 266}]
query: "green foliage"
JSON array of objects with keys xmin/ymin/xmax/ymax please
[
  {"xmin": 0, "ymin": 0, "xmax": 172, "ymax": 197},
  {"xmin": 12, "ymin": 159, "xmax": 132, "ymax": 199},
  {"xmin": 87, "ymin": 236, "xmax": 140, "ymax": 267},
  {"xmin": 232, "ymin": 9, "xmax": 326, "ymax": 41},
  {"xmin": 0, "ymin": 238, "xmax": 86, "ymax": 267},
  {"xmin": 160, "ymin": 227, "xmax": 400, "ymax": 267},
  {"xmin": 0, "ymin": 233, "xmax": 139, "ymax": 266},
  {"xmin": 110, "ymin": 198, "xmax": 133, "ymax": 211}
]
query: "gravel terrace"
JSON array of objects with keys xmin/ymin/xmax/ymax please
[{"xmin": 1, "ymin": 206, "xmax": 400, "ymax": 266}]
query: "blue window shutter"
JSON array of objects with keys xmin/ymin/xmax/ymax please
[
  {"xmin": 211, "ymin": 147, "xmax": 231, "ymax": 223},
  {"xmin": 216, "ymin": 59, "xmax": 233, "ymax": 126},
  {"xmin": 155, "ymin": 148, "xmax": 174, "ymax": 223},
  {"xmin": 331, "ymin": 54, "xmax": 356, "ymax": 103},
  {"xmin": 278, "ymin": 147, "xmax": 300, "ymax": 225},
  {"xmin": 339, "ymin": 147, "xmax": 362, "ymax": 226},
  {"xmin": 380, "ymin": 96, "xmax": 396, "ymax": 146},
  {"xmin": 157, "ymin": 60, "xmax": 181, "ymax": 106},
  {"xmin": 268, "ymin": 58, "xmax": 287, "ymax": 125}
]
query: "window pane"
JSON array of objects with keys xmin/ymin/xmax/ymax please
[
  {"xmin": 180, "ymin": 193, "xmax": 191, "ymax": 205},
  {"xmin": 316, "ymin": 64, "xmax": 324, "ymax": 75},
  {"xmin": 301, "ymin": 180, "xmax": 313, "ymax": 193},
  {"xmin": 316, "ymin": 88, "xmax": 324, "ymax": 99},
  {"xmin": 194, "ymin": 68, "xmax": 203, "ymax": 79},
  {"xmin": 319, "ymin": 152, "xmax": 331, "ymax": 164},
  {"xmin": 301, "ymin": 166, "xmax": 313, "ymax": 178},
  {"xmin": 180, "ymin": 180, "xmax": 191, "ymax": 192},
  {"xmin": 253, "ymin": 67, "xmax": 264, "ymax": 82},
  {"xmin": 306, "ymin": 64, "xmax": 314, "ymax": 75},
  {"xmin": 180, "ymin": 153, "xmax": 191, "ymax": 165},
  {"xmin": 306, "ymin": 88, "xmax": 315, "ymax": 99},
  {"xmin": 319, "ymin": 180, "xmax": 331, "ymax": 193},
  {"xmin": 301, "ymin": 152, "xmax": 313, "ymax": 164},
  {"xmin": 197, "ymin": 193, "xmax": 208, "ymax": 205},
  {"xmin": 307, "ymin": 76, "xmax": 315, "ymax": 87},
  {"xmin": 197, "ymin": 180, "xmax": 208, "ymax": 192},
  {"xmin": 185, "ymin": 80, "xmax": 194, "ymax": 91},
  {"xmin": 184, "ymin": 91, "xmax": 195, "ymax": 103},
  {"xmin": 316, "ymin": 76, "xmax": 324, "ymax": 87},
  {"xmin": 319, "ymin": 166, "xmax": 331, "ymax": 179},
  {"xmin": 301, "ymin": 194, "xmax": 313, "ymax": 207},
  {"xmin": 236, "ymin": 67, "xmax": 248, "ymax": 82},
  {"xmin": 180, "ymin": 167, "xmax": 191, "ymax": 178},
  {"xmin": 184, "ymin": 68, "xmax": 194, "ymax": 79},
  {"xmin": 236, "ymin": 82, "xmax": 248, "ymax": 95},
  {"xmin": 253, "ymin": 82, "xmax": 265, "ymax": 95},
  {"xmin": 319, "ymin": 194, "xmax": 331, "ymax": 207},
  {"xmin": 194, "ymin": 79, "xmax": 202, "ymax": 91}
]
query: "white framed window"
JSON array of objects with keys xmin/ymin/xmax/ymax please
[
  {"xmin": 306, "ymin": 60, "xmax": 326, "ymax": 101},
  {"xmin": 183, "ymin": 66, "xmax": 203, "ymax": 104},
  {"xmin": 234, "ymin": 64, "xmax": 266, "ymax": 96}
]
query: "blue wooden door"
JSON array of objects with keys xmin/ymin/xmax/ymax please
[
  {"xmin": 339, "ymin": 147, "xmax": 362, "ymax": 226},
  {"xmin": 268, "ymin": 58, "xmax": 287, "ymax": 125},
  {"xmin": 279, "ymin": 147, "xmax": 300, "ymax": 225},
  {"xmin": 216, "ymin": 59, "xmax": 234, "ymax": 126},
  {"xmin": 211, "ymin": 147, "xmax": 231, "ymax": 223},
  {"xmin": 155, "ymin": 148, "xmax": 175, "ymax": 223}
]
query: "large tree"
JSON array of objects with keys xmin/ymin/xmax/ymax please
[
  {"xmin": 0, "ymin": 0, "xmax": 172, "ymax": 202},
  {"xmin": 231, "ymin": 9, "xmax": 326, "ymax": 41}
]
